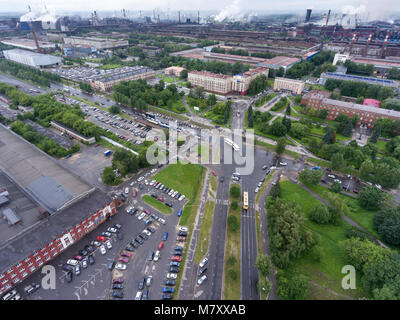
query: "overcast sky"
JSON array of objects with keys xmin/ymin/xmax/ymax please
[{"xmin": 0, "ymin": 0, "xmax": 398, "ymax": 18}]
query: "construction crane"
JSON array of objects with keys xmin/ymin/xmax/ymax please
[{"xmin": 27, "ymin": 5, "xmax": 41, "ymax": 53}]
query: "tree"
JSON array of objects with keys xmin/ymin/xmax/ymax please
[
  {"xmin": 373, "ymin": 207, "xmax": 400, "ymax": 246},
  {"xmin": 330, "ymin": 180, "xmax": 342, "ymax": 193},
  {"xmin": 330, "ymin": 153, "xmax": 346, "ymax": 172},
  {"xmin": 324, "ymin": 191, "xmax": 349, "ymax": 225},
  {"xmin": 362, "ymin": 253, "xmax": 400, "ymax": 299},
  {"xmin": 258, "ymin": 277, "xmax": 272, "ymax": 296},
  {"xmin": 248, "ymin": 105, "xmax": 254, "ymax": 128},
  {"xmin": 370, "ymin": 123, "xmax": 381, "ymax": 143},
  {"xmin": 322, "ymin": 127, "xmax": 334, "ymax": 144},
  {"xmin": 282, "ymin": 116, "xmax": 291, "ymax": 132},
  {"xmin": 228, "ymin": 215, "xmax": 239, "ymax": 232},
  {"xmin": 255, "ymin": 254, "xmax": 271, "ymax": 277},
  {"xmin": 309, "ymin": 204, "xmax": 331, "ymax": 224},
  {"xmin": 269, "ymin": 121, "xmax": 287, "ymax": 137},
  {"xmin": 299, "ymin": 169, "xmax": 323, "ymax": 185},
  {"xmin": 359, "ymin": 159, "xmax": 374, "ymax": 182},
  {"xmin": 277, "ymin": 273, "xmax": 309, "ymax": 300},
  {"xmin": 276, "ymin": 137, "xmax": 287, "ymax": 155},
  {"xmin": 180, "ymin": 69, "xmax": 188, "ymax": 79},
  {"xmin": 346, "ymin": 226, "xmax": 370, "ymax": 241},
  {"xmin": 230, "ymin": 185, "xmax": 241, "ymax": 199},
  {"xmin": 102, "ymin": 166, "xmax": 117, "ymax": 185},
  {"xmin": 358, "ymin": 186, "xmax": 385, "ymax": 211},
  {"xmin": 208, "ymin": 93, "xmax": 217, "ymax": 106},
  {"xmin": 342, "ymin": 120, "xmax": 353, "ymax": 137},
  {"xmin": 290, "ymin": 123, "xmax": 308, "ymax": 139},
  {"xmin": 109, "ymin": 104, "xmax": 121, "ymax": 114},
  {"xmin": 342, "ymin": 237, "xmax": 392, "ymax": 272}
]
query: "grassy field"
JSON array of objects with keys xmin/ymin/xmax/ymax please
[
  {"xmin": 147, "ymin": 105, "xmax": 189, "ymax": 121},
  {"xmin": 224, "ymin": 183, "xmax": 241, "ymax": 300},
  {"xmin": 142, "ymin": 195, "xmax": 172, "ymax": 215},
  {"xmin": 210, "ymin": 174, "xmax": 217, "ymax": 192},
  {"xmin": 278, "ymin": 180, "xmax": 367, "ymax": 299},
  {"xmin": 194, "ymin": 200, "xmax": 215, "ymax": 264},
  {"xmin": 154, "ymin": 162, "xmax": 203, "ymax": 201},
  {"xmin": 173, "ymin": 166, "xmax": 206, "ymax": 299},
  {"xmin": 307, "ymin": 183, "xmax": 378, "ymax": 238}
]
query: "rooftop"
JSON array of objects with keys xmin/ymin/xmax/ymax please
[
  {"xmin": 265, "ymin": 56, "xmax": 300, "ymax": 67},
  {"xmin": 188, "ymin": 70, "xmax": 231, "ymax": 79}
]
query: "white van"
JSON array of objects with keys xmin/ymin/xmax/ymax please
[
  {"xmin": 2, "ymin": 289, "xmax": 17, "ymax": 300},
  {"xmin": 135, "ymin": 291, "xmax": 142, "ymax": 300}
]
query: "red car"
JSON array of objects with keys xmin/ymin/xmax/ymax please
[
  {"xmin": 73, "ymin": 255, "xmax": 83, "ymax": 261},
  {"xmin": 132, "ymin": 190, "xmax": 137, "ymax": 197},
  {"xmin": 211, "ymin": 170, "xmax": 216, "ymax": 176},
  {"xmin": 157, "ymin": 197, "xmax": 163, "ymax": 202},
  {"xmin": 120, "ymin": 251, "xmax": 131, "ymax": 257},
  {"xmin": 118, "ymin": 257, "xmax": 129, "ymax": 263},
  {"xmin": 112, "ymin": 278, "xmax": 124, "ymax": 284},
  {"xmin": 143, "ymin": 209, "xmax": 150, "ymax": 215},
  {"xmin": 171, "ymin": 256, "xmax": 182, "ymax": 262},
  {"xmin": 158, "ymin": 242, "xmax": 164, "ymax": 250},
  {"xmin": 97, "ymin": 236, "xmax": 106, "ymax": 242}
]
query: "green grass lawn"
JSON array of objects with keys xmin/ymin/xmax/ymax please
[
  {"xmin": 278, "ymin": 180, "xmax": 367, "ymax": 299},
  {"xmin": 307, "ymin": 183, "xmax": 378, "ymax": 238},
  {"xmin": 154, "ymin": 162, "xmax": 203, "ymax": 201},
  {"xmin": 99, "ymin": 64, "xmax": 121, "ymax": 69},
  {"xmin": 194, "ymin": 200, "xmax": 215, "ymax": 264},
  {"xmin": 224, "ymin": 183, "xmax": 241, "ymax": 300},
  {"xmin": 210, "ymin": 174, "xmax": 217, "ymax": 192},
  {"xmin": 147, "ymin": 105, "xmax": 189, "ymax": 121},
  {"xmin": 142, "ymin": 195, "xmax": 172, "ymax": 215},
  {"xmin": 173, "ymin": 166, "xmax": 205, "ymax": 299}
]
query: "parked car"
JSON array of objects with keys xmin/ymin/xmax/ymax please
[
  {"xmin": 100, "ymin": 245, "xmax": 106, "ymax": 255},
  {"xmin": 82, "ymin": 258, "xmax": 88, "ymax": 269},
  {"xmin": 111, "ymin": 290, "xmax": 123, "ymax": 298},
  {"xmin": 120, "ymin": 251, "xmax": 131, "ymax": 257},
  {"xmin": 171, "ymin": 256, "xmax": 182, "ymax": 262},
  {"xmin": 197, "ymin": 267, "xmax": 207, "ymax": 276},
  {"xmin": 88, "ymin": 255, "xmax": 95, "ymax": 265},
  {"xmin": 108, "ymin": 260, "xmax": 115, "ymax": 271},
  {"xmin": 145, "ymin": 275, "xmax": 152, "ymax": 287},
  {"xmin": 177, "ymin": 209, "xmax": 182, "ymax": 217},
  {"xmin": 112, "ymin": 278, "xmax": 123, "ymax": 284},
  {"xmin": 197, "ymin": 275, "xmax": 207, "ymax": 285},
  {"xmin": 162, "ymin": 232, "xmax": 168, "ymax": 241},
  {"xmin": 115, "ymin": 264, "xmax": 127, "ymax": 271},
  {"xmin": 154, "ymin": 250, "xmax": 161, "ymax": 262},
  {"xmin": 112, "ymin": 283, "xmax": 123, "ymax": 290},
  {"xmin": 166, "ymin": 273, "xmax": 177, "ymax": 280},
  {"xmin": 199, "ymin": 257, "xmax": 208, "ymax": 268},
  {"xmin": 165, "ymin": 280, "xmax": 176, "ymax": 286},
  {"xmin": 138, "ymin": 278, "xmax": 145, "ymax": 290},
  {"xmin": 67, "ymin": 259, "xmax": 79, "ymax": 266},
  {"xmin": 162, "ymin": 293, "xmax": 172, "ymax": 300},
  {"xmin": 66, "ymin": 271, "xmax": 73, "ymax": 283},
  {"xmin": 170, "ymin": 261, "xmax": 180, "ymax": 267},
  {"xmin": 158, "ymin": 242, "xmax": 164, "ymax": 250},
  {"xmin": 148, "ymin": 251, "xmax": 154, "ymax": 261},
  {"xmin": 178, "ymin": 231, "xmax": 187, "ymax": 237},
  {"xmin": 163, "ymin": 287, "xmax": 174, "ymax": 294},
  {"xmin": 72, "ymin": 255, "xmax": 83, "ymax": 261},
  {"xmin": 169, "ymin": 266, "xmax": 180, "ymax": 273},
  {"xmin": 107, "ymin": 227, "xmax": 117, "ymax": 233}
]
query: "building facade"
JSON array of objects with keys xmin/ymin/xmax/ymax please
[
  {"xmin": 164, "ymin": 66, "xmax": 185, "ymax": 77},
  {"xmin": 188, "ymin": 67, "xmax": 269, "ymax": 95},
  {"xmin": 273, "ymin": 77, "xmax": 305, "ymax": 95},
  {"xmin": 90, "ymin": 67, "xmax": 155, "ymax": 92},
  {"xmin": 0, "ymin": 200, "xmax": 118, "ymax": 296},
  {"xmin": 301, "ymin": 91, "xmax": 400, "ymax": 128},
  {"xmin": 188, "ymin": 71, "xmax": 233, "ymax": 95},
  {"xmin": 63, "ymin": 36, "xmax": 129, "ymax": 50},
  {"xmin": 3, "ymin": 49, "xmax": 62, "ymax": 68}
]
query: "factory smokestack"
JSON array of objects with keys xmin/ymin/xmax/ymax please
[
  {"xmin": 325, "ymin": 9, "xmax": 331, "ymax": 26},
  {"xmin": 305, "ymin": 8, "xmax": 312, "ymax": 23}
]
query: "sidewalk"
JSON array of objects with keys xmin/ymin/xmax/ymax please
[{"xmin": 178, "ymin": 168, "xmax": 211, "ymax": 300}]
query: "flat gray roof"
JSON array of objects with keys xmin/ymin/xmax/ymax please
[
  {"xmin": 2, "ymin": 208, "xmax": 20, "ymax": 225},
  {"xmin": 0, "ymin": 125, "xmax": 92, "ymax": 213}
]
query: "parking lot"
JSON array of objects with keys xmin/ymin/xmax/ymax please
[{"xmin": 11, "ymin": 167, "xmax": 190, "ymax": 300}]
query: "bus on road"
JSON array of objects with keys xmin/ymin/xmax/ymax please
[
  {"xmin": 224, "ymin": 137, "xmax": 239, "ymax": 152},
  {"xmin": 243, "ymin": 191, "xmax": 249, "ymax": 211}
]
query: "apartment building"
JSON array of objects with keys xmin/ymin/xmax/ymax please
[
  {"xmin": 232, "ymin": 67, "xmax": 269, "ymax": 95},
  {"xmin": 90, "ymin": 66, "xmax": 155, "ymax": 92},
  {"xmin": 301, "ymin": 91, "xmax": 400, "ymax": 128},
  {"xmin": 273, "ymin": 77, "xmax": 305, "ymax": 95},
  {"xmin": 188, "ymin": 71, "xmax": 233, "ymax": 95},
  {"xmin": 164, "ymin": 66, "xmax": 185, "ymax": 77},
  {"xmin": 188, "ymin": 67, "xmax": 269, "ymax": 95}
]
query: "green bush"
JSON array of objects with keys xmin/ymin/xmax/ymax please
[
  {"xmin": 230, "ymin": 185, "xmax": 241, "ymax": 199},
  {"xmin": 228, "ymin": 215, "xmax": 239, "ymax": 232},
  {"xmin": 230, "ymin": 201, "xmax": 238, "ymax": 211}
]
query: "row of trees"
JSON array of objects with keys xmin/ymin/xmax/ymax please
[
  {"xmin": 286, "ymin": 51, "xmax": 335, "ymax": 79},
  {"xmin": 113, "ymin": 79, "xmax": 185, "ymax": 113},
  {"xmin": 248, "ymin": 74, "xmax": 268, "ymax": 95},
  {"xmin": 324, "ymin": 78, "xmax": 394, "ymax": 101},
  {"xmin": 211, "ymin": 47, "xmax": 249, "ymax": 56},
  {"xmin": 0, "ymin": 60, "xmax": 61, "ymax": 87},
  {"xmin": 11, "ymin": 120, "xmax": 79, "ymax": 158},
  {"xmin": 343, "ymin": 60, "xmax": 374, "ymax": 76}
]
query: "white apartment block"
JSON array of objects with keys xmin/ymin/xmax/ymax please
[
  {"xmin": 273, "ymin": 77, "xmax": 305, "ymax": 95},
  {"xmin": 188, "ymin": 71, "xmax": 232, "ymax": 95},
  {"xmin": 188, "ymin": 67, "xmax": 269, "ymax": 95}
]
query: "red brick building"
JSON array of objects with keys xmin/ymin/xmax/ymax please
[
  {"xmin": 301, "ymin": 91, "xmax": 400, "ymax": 128},
  {"xmin": 0, "ymin": 200, "xmax": 118, "ymax": 296}
]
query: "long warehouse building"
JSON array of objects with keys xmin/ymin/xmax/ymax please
[{"xmin": 2, "ymin": 49, "xmax": 62, "ymax": 68}]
